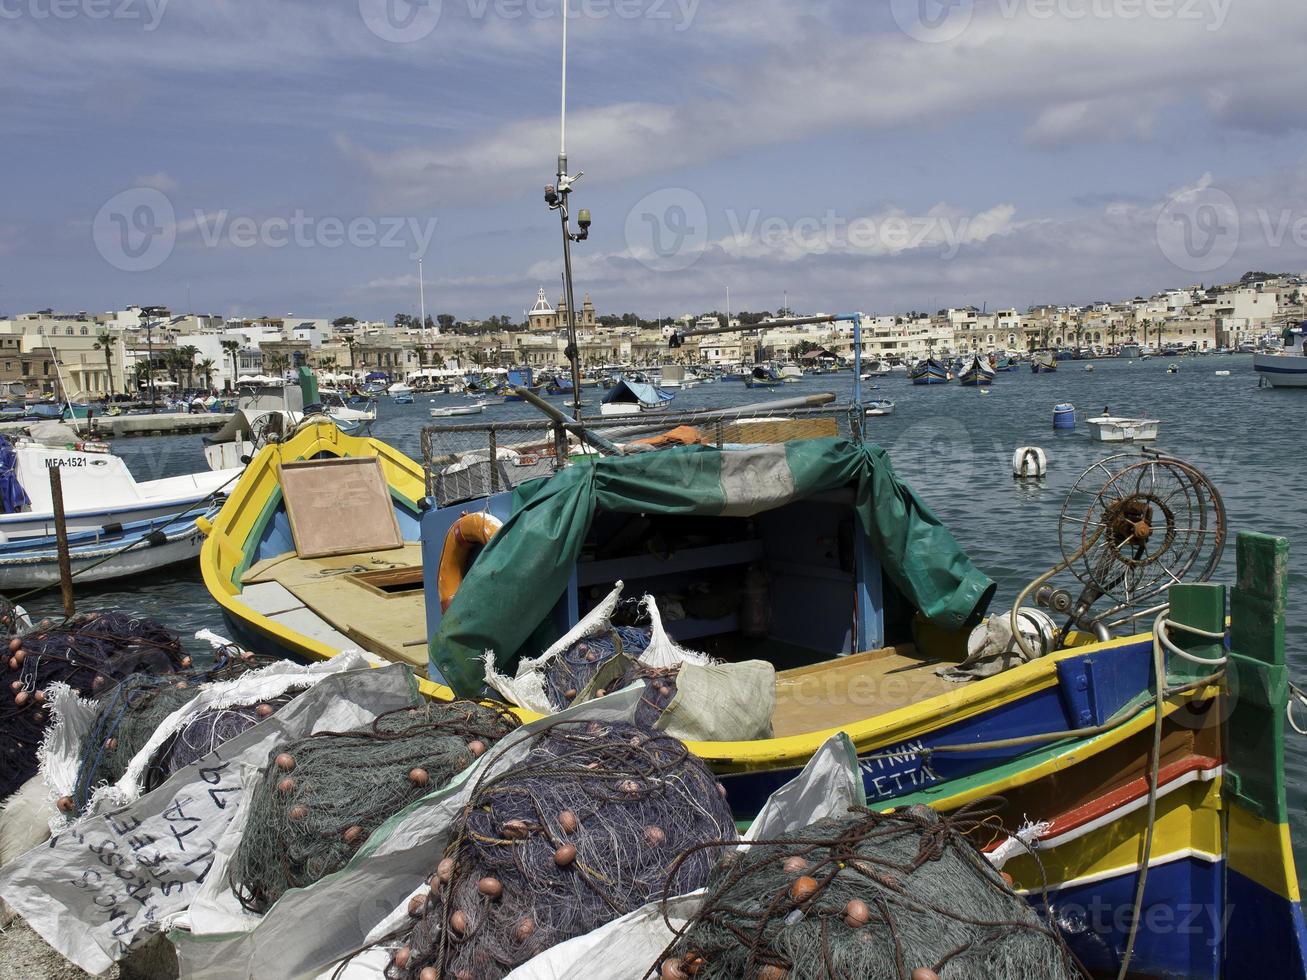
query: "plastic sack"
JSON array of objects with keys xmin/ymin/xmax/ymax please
[
  {"xmin": 0, "ymin": 662, "xmax": 419, "ymax": 976},
  {"xmin": 483, "ymin": 582, "xmax": 774, "ymax": 741},
  {"xmin": 39, "ymin": 652, "xmax": 376, "ymax": 827}
]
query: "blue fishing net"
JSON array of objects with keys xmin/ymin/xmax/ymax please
[
  {"xmin": 0, "ymin": 434, "xmax": 30, "ymax": 514},
  {"xmin": 1, "ymin": 609, "xmax": 188, "ymax": 802}
]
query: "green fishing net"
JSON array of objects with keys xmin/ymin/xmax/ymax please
[
  {"xmin": 658, "ymin": 801, "xmax": 1084, "ymax": 980},
  {"xmin": 229, "ymin": 700, "xmax": 519, "ymax": 913}
]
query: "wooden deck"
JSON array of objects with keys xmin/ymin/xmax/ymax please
[
  {"xmin": 240, "ymin": 543, "xmax": 428, "ymax": 666},
  {"xmin": 771, "ymin": 644, "xmax": 960, "ymax": 738}
]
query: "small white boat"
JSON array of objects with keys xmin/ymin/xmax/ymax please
[
  {"xmin": 429, "ymin": 402, "xmax": 489, "ymax": 418},
  {"xmin": 1215, "ymin": 370, "xmax": 1231, "ymax": 377},
  {"xmin": 864, "ymin": 400, "xmax": 895, "ymax": 416},
  {"xmin": 1084, "ymin": 364, "xmax": 1095, "ymax": 372},
  {"xmin": 1085, "ymin": 416, "xmax": 1160, "ymax": 442},
  {"xmin": 1166, "ymin": 364, "xmax": 1180, "ymax": 374},
  {"xmin": 0, "ymin": 424, "xmax": 238, "ymax": 588},
  {"xmin": 1253, "ymin": 323, "xmax": 1307, "ymax": 387}
]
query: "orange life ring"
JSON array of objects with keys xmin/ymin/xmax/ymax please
[{"xmin": 438, "ymin": 512, "xmax": 502, "ymax": 612}]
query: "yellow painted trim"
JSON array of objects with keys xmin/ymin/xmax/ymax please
[
  {"xmin": 1228, "ymin": 802, "xmax": 1303, "ymax": 902},
  {"xmin": 1002, "ymin": 775, "xmax": 1222, "ymax": 890},
  {"xmin": 201, "ymin": 423, "xmax": 1166, "ymax": 770}
]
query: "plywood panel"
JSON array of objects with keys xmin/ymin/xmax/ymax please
[{"xmin": 280, "ymin": 457, "xmax": 403, "ymax": 558}]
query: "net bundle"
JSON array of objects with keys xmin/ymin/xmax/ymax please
[
  {"xmin": 390, "ymin": 720, "xmax": 738, "ymax": 980},
  {"xmin": 141, "ymin": 690, "xmax": 304, "ymax": 792},
  {"xmin": 1, "ymin": 608, "xmax": 190, "ymax": 802},
  {"xmin": 657, "ymin": 802, "xmax": 1083, "ymax": 980},
  {"xmin": 229, "ymin": 700, "xmax": 519, "ymax": 914},
  {"xmin": 539, "ymin": 627, "xmax": 679, "ymax": 728},
  {"xmin": 69, "ymin": 644, "xmax": 272, "ymax": 813}
]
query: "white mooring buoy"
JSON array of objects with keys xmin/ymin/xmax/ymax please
[{"xmin": 1012, "ymin": 446, "xmax": 1048, "ymax": 479}]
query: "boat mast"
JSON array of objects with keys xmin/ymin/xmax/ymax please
[
  {"xmin": 418, "ymin": 257, "xmax": 427, "ymax": 342},
  {"xmin": 545, "ymin": 0, "xmax": 589, "ymax": 421}
]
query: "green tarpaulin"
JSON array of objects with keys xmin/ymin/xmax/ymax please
[{"xmin": 431, "ymin": 438, "xmax": 995, "ymax": 696}]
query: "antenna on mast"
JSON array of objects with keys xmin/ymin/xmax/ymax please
[{"xmin": 544, "ymin": 0, "xmax": 589, "ymax": 421}]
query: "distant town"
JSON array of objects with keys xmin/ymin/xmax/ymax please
[{"xmin": 3, "ymin": 271, "xmax": 1301, "ymax": 400}]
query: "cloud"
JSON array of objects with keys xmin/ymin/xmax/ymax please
[{"xmin": 135, "ymin": 172, "xmax": 179, "ymax": 193}]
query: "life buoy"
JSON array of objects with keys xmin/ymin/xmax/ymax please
[{"xmin": 438, "ymin": 512, "xmax": 502, "ymax": 612}]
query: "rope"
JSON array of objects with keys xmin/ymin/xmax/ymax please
[{"xmin": 5, "ymin": 464, "xmax": 245, "ymax": 606}]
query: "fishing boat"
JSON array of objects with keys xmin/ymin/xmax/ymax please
[
  {"xmin": 744, "ymin": 365, "xmax": 783, "ymax": 388},
  {"xmin": 198, "ymin": 413, "xmax": 1307, "ymax": 975},
  {"xmin": 388, "ymin": 382, "xmax": 415, "ymax": 404},
  {"xmin": 957, "ymin": 355, "xmax": 997, "ymax": 387},
  {"xmin": 429, "ymin": 402, "xmax": 489, "ymax": 418},
  {"xmin": 599, "ymin": 378, "xmax": 674, "ymax": 416},
  {"xmin": 203, "ymin": 369, "xmax": 373, "ymax": 470},
  {"xmin": 993, "ymin": 354, "xmax": 1019, "ymax": 372},
  {"xmin": 1030, "ymin": 350, "xmax": 1058, "ymax": 373},
  {"xmin": 1085, "ymin": 414, "xmax": 1161, "ymax": 442},
  {"xmin": 1253, "ymin": 322, "xmax": 1307, "ymax": 387},
  {"xmin": 908, "ymin": 357, "xmax": 951, "ymax": 385},
  {"xmin": 0, "ymin": 425, "xmax": 239, "ymax": 588},
  {"xmin": 864, "ymin": 399, "xmax": 895, "ymax": 416},
  {"xmin": 862, "ymin": 359, "xmax": 891, "ymax": 378},
  {"xmin": 779, "ymin": 365, "xmax": 803, "ymax": 384}
]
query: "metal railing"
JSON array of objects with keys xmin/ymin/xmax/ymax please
[{"xmin": 420, "ymin": 404, "xmax": 856, "ymax": 506}]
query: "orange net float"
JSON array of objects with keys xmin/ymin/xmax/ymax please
[{"xmin": 437, "ymin": 512, "xmax": 503, "ymax": 612}]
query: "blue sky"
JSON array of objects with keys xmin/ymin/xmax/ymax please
[{"xmin": 2, "ymin": 0, "xmax": 1306, "ymax": 321}]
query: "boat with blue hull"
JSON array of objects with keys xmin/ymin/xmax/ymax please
[
  {"xmin": 958, "ymin": 355, "xmax": 997, "ymax": 386},
  {"xmin": 908, "ymin": 357, "xmax": 951, "ymax": 384},
  {"xmin": 198, "ymin": 417, "xmax": 1307, "ymax": 977},
  {"xmin": 744, "ymin": 365, "xmax": 783, "ymax": 388}
]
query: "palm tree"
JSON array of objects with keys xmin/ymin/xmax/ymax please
[
  {"xmin": 220, "ymin": 339, "xmax": 241, "ymax": 391},
  {"xmin": 347, "ymin": 340, "xmax": 361, "ymax": 373},
  {"xmin": 267, "ymin": 352, "xmax": 289, "ymax": 378},
  {"xmin": 198, "ymin": 358, "xmax": 216, "ymax": 390},
  {"xmin": 1107, "ymin": 322, "xmax": 1120, "ymax": 350},
  {"xmin": 93, "ymin": 329, "xmax": 116, "ymax": 396},
  {"xmin": 178, "ymin": 345, "xmax": 199, "ymax": 388}
]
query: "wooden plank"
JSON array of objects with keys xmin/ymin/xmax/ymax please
[{"xmin": 280, "ymin": 457, "xmax": 403, "ymax": 559}]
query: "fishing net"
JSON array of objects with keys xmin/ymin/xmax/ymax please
[
  {"xmin": 658, "ymin": 801, "xmax": 1083, "ymax": 980},
  {"xmin": 68, "ymin": 644, "xmax": 271, "ymax": 812},
  {"xmin": 141, "ymin": 690, "xmax": 303, "ymax": 792},
  {"xmin": 229, "ymin": 700, "xmax": 519, "ymax": 914},
  {"xmin": 390, "ymin": 719, "xmax": 738, "ymax": 980},
  {"xmin": 1, "ymin": 607, "xmax": 189, "ymax": 802}
]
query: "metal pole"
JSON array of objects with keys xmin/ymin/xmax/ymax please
[
  {"xmin": 48, "ymin": 467, "xmax": 75, "ymax": 618},
  {"xmin": 557, "ymin": 186, "xmax": 583, "ymax": 420}
]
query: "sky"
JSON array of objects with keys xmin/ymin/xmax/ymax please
[{"xmin": 2, "ymin": 0, "xmax": 1307, "ymax": 321}]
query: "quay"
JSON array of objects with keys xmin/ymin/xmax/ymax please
[{"xmin": 0, "ymin": 412, "xmax": 232, "ymax": 440}]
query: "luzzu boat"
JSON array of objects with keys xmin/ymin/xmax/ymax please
[
  {"xmin": 199, "ymin": 411, "xmax": 1307, "ymax": 977},
  {"xmin": 909, "ymin": 356, "xmax": 951, "ymax": 384},
  {"xmin": 958, "ymin": 354, "xmax": 997, "ymax": 386}
]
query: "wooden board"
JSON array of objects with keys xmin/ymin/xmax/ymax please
[{"xmin": 280, "ymin": 457, "xmax": 404, "ymax": 559}]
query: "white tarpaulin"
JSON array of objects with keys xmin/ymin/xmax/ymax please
[{"xmin": 0, "ymin": 663, "xmax": 418, "ymax": 975}]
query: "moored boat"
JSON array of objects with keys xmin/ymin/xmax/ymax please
[
  {"xmin": 958, "ymin": 354, "xmax": 997, "ymax": 386},
  {"xmin": 599, "ymin": 378, "xmax": 674, "ymax": 415},
  {"xmin": 744, "ymin": 365, "xmax": 783, "ymax": 388},
  {"xmin": 1253, "ymin": 322, "xmax": 1307, "ymax": 388},
  {"xmin": 1030, "ymin": 350, "xmax": 1058, "ymax": 373},
  {"xmin": 1085, "ymin": 414, "xmax": 1161, "ymax": 441},
  {"xmin": 908, "ymin": 357, "xmax": 951, "ymax": 385}
]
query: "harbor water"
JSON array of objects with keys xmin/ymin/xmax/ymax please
[{"xmin": 28, "ymin": 353, "xmax": 1307, "ymax": 880}]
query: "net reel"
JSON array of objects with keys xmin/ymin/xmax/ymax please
[{"xmin": 1018, "ymin": 450, "xmax": 1226, "ymax": 653}]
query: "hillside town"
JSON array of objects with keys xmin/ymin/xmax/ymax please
[{"xmin": 2, "ymin": 272, "xmax": 1301, "ymax": 400}]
